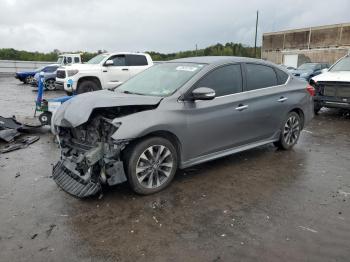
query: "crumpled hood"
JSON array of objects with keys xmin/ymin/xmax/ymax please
[
  {"xmin": 53, "ymin": 90, "xmax": 162, "ymax": 127},
  {"xmin": 312, "ymin": 71, "xmax": 350, "ymax": 82}
]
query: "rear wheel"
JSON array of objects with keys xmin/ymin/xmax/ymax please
[
  {"xmin": 125, "ymin": 137, "xmax": 178, "ymax": 195},
  {"xmin": 274, "ymin": 112, "xmax": 302, "ymax": 150},
  {"xmin": 76, "ymin": 80, "xmax": 100, "ymax": 94}
]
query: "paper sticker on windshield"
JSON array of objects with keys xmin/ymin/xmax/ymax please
[{"xmin": 176, "ymin": 66, "xmax": 199, "ymax": 72}]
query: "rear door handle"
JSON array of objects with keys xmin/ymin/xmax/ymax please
[
  {"xmin": 235, "ymin": 104, "xmax": 248, "ymax": 111},
  {"xmin": 122, "ymin": 68, "xmax": 129, "ymax": 71},
  {"xmin": 277, "ymin": 97, "xmax": 288, "ymax": 102}
]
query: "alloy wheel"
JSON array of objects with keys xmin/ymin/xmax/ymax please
[
  {"xmin": 136, "ymin": 145, "xmax": 174, "ymax": 189},
  {"xmin": 283, "ymin": 115, "xmax": 300, "ymax": 145},
  {"xmin": 45, "ymin": 79, "xmax": 56, "ymax": 90}
]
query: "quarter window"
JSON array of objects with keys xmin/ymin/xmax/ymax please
[
  {"xmin": 127, "ymin": 55, "xmax": 148, "ymax": 66},
  {"xmin": 195, "ymin": 64, "xmax": 242, "ymax": 96},
  {"xmin": 275, "ymin": 68, "xmax": 289, "ymax": 85},
  {"xmin": 74, "ymin": 57, "xmax": 80, "ymax": 63},
  {"xmin": 245, "ymin": 64, "xmax": 277, "ymax": 91}
]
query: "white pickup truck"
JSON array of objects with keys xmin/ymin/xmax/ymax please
[{"xmin": 55, "ymin": 52, "xmax": 153, "ymax": 94}]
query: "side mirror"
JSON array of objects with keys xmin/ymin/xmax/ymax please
[
  {"xmin": 105, "ymin": 60, "xmax": 114, "ymax": 66},
  {"xmin": 191, "ymin": 87, "xmax": 215, "ymax": 100}
]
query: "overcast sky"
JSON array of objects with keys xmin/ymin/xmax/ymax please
[{"xmin": 1, "ymin": 0, "xmax": 349, "ymax": 53}]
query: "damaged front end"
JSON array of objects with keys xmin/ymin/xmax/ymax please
[{"xmin": 53, "ymin": 114, "xmax": 129, "ymax": 198}]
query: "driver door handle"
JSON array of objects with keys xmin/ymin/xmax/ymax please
[
  {"xmin": 235, "ymin": 104, "xmax": 248, "ymax": 111},
  {"xmin": 122, "ymin": 68, "xmax": 129, "ymax": 71},
  {"xmin": 277, "ymin": 97, "xmax": 288, "ymax": 102}
]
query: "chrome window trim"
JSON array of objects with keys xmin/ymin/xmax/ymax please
[{"xmin": 214, "ymin": 74, "xmax": 291, "ymax": 99}]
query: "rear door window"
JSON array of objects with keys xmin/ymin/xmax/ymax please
[
  {"xmin": 245, "ymin": 63, "xmax": 278, "ymax": 91},
  {"xmin": 195, "ymin": 64, "xmax": 242, "ymax": 97},
  {"xmin": 127, "ymin": 55, "xmax": 148, "ymax": 66}
]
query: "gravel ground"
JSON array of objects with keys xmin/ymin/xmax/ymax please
[{"xmin": 0, "ymin": 76, "xmax": 349, "ymax": 262}]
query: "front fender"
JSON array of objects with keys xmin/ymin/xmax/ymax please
[{"xmin": 111, "ymin": 109, "xmax": 183, "ymax": 141}]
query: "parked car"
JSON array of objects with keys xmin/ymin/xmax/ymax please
[
  {"xmin": 291, "ymin": 62, "xmax": 329, "ymax": 81},
  {"xmin": 55, "ymin": 52, "xmax": 153, "ymax": 95},
  {"xmin": 311, "ymin": 55, "xmax": 350, "ymax": 114},
  {"xmin": 279, "ymin": 64, "xmax": 296, "ymax": 71},
  {"xmin": 51, "ymin": 56, "xmax": 314, "ymax": 198},
  {"xmin": 56, "ymin": 53, "xmax": 81, "ymax": 65},
  {"xmin": 15, "ymin": 54, "xmax": 81, "ymax": 84},
  {"xmin": 15, "ymin": 67, "xmax": 43, "ymax": 84},
  {"xmin": 31, "ymin": 64, "xmax": 59, "ymax": 90}
]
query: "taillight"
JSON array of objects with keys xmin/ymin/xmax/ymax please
[{"xmin": 306, "ymin": 84, "xmax": 315, "ymax": 96}]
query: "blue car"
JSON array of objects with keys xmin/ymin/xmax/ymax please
[
  {"xmin": 291, "ymin": 63, "xmax": 329, "ymax": 81},
  {"xmin": 15, "ymin": 64, "xmax": 57, "ymax": 84}
]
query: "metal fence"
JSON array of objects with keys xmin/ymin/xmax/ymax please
[{"xmin": 0, "ymin": 60, "xmax": 53, "ymax": 76}]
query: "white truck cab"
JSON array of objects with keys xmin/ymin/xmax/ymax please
[
  {"xmin": 56, "ymin": 54, "xmax": 82, "ymax": 66},
  {"xmin": 55, "ymin": 52, "xmax": 153, "ymax": 94}
]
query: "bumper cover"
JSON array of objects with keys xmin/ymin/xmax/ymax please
[
  {"xmin": 314, "ymin": 96, "xmax": 350, "ymax": 109},
  {"xmin": 52, "ymin": 160, "xmax": 101, "ymax": 198}
]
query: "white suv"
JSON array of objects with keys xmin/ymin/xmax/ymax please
[{"xmin": 55, "ymin": 52, "xmax": 153, "ymax": 94}]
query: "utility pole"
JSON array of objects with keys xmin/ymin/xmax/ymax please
[
  {"xmin": 254, "ymin": 10, "xmax": 259, "ymax": 58},
  {"xmin": 195, "ymin": 44, "xmax": 198, "ymax": 56}
]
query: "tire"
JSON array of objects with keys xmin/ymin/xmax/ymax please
[
  {"xmin": 39, "ymin": 112, "xmax": 52, "ymax": 125},
  {"xmin": 45, "ymin": 79, "xmax": 56, "ymax": 91},
  {"xmin": 24, "ymin": 76, "xmax": 32, "ymax": 84},
  {"xmin": 76, "ymin": 80, "xmax": 100, "ymax": 94},
  {"xmin": 124, "ymin": 137, "xmax": 178, "ymax": 195},
  {"xmin": 274, "ymin": 112, "xmax": 302, "ymax": 150},
  {"xmin": 314, "ymin": 102, "xmax": 322, "ymax": 115}
]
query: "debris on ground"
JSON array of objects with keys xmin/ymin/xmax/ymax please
[
  {"xmin": 31, "ymin": 233, "xmax": 38, "ymax": 239},
  {"xmin": 46, "ymin": 224, "xmax": 56, "ymax": 238},
  {"xmin": 0, "ymin": 129, "xmax": 20, "ymax": 142},
  {"xmin": 15, "ymin": 172, "xmax": 20, "ymax": 178},
  {"xmin": 0, "ymin": 115, "xmax": 43, "ymax": 154},
  {"xmin": 298, "ymin": 226, "xmax": 318, "ymax": 233},
  {"xmin": 0, "ymin": 136, "xmax": 40, "ymax": 154}
]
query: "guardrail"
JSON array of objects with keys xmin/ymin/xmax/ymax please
[{"xmin": 0, "ymin": 60, "xmax": 53, "ymax": 76}]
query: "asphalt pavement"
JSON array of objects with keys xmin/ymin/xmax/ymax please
[{"xmin": 0, "ymin": 76, "xmax": 349, "ymax": 262}]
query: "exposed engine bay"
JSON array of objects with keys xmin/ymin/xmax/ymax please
[{"xmin": 52, "ymin": 105, "xmax": 156, "ymax": 197}]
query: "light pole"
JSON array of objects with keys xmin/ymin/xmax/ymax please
[{"xmin": 254, "ymin": 10, "xmax": 259, "ymax": 58}]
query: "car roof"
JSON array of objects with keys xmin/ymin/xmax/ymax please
[{"xmin": 170, "ymin": 56, "xmax": 275, "ymax": 66}]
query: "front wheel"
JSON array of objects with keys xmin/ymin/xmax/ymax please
[
  {"xmin": 45, "ymin": 79, "xmax": 56, "ymax": 91},
  {"xmin": 124, "ymin": 137, "xmax": 178, "ymax": 195},
  {"xmin": 24, "ymin": 76, "xmax": 33, "ymax": 84},
  {"xmin": 274, "ymin": 112, "xmax": 302, "ymax": 150},
  {"xmin": 76, "ymin": 80, "xmax": 100, "ymax": 94}
]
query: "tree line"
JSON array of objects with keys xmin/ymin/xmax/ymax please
[{"xmin": 0, "ymin": 43, "xmax": 261, "ymax": 62}]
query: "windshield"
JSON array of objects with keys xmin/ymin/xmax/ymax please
[
  {"xmin": 57, "ymin": 57, "xmax": 63, "ymax": 64},
  {"xmin": 86, "ymin": 54, "xmax": 108, "ymax": 64},
  {"xmin": 298, "ymin": 63, "xmax": 317, "ymax": 70},
  {"xmin": 35, "ymin": 66, "xmax": 45, "ymax": 72},
  {"xmin": 330, "ymin": 56, "xmax": 350, "ymax": 72},
  {"xmin": 118, "ymin": 63, "xmax": 205, "ymax": 97}
]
